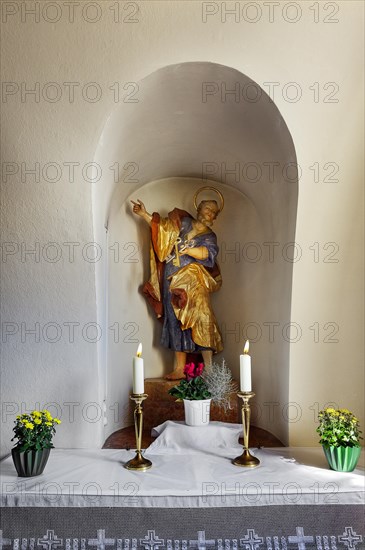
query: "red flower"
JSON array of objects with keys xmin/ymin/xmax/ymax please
[
  {"xmin": 195, "ymin": 363, "xmax": 204, "ymax": 377},
  {"xmin": 184, "ymin": 362, "xmax": 196, "ymax": 380},
  {"xmin": 184, "ymin": 362, "xmax": 205, "ymax": 380}
]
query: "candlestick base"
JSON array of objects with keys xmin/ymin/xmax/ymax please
[
  {"xmin": 233, "ymin": 448, "xmax": 260, "ymax": 468},
  {"xmin": 125, "ymin": 451, "xmax": 152, "ymax": 471}
]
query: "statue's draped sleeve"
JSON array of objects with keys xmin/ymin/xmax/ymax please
[{"xmin": 142, "ymin": 209, "xmax": 184, "ymax": 319}]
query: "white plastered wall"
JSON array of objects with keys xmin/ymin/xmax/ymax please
[{"xmin": 1, "ymin": 1, "xmax": 363, "ymax": 456}]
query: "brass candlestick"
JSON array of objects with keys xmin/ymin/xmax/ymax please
[
  {"xmin": 124, "ymin": 393, "xmax": 152, "ymax": 471},
  {"xmin": 233, "ymin": 391, "xmax": 260, "ymax": 468}
]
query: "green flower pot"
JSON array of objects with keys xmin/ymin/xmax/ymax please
[
  {"xmin": 322, "ymin": 445, "xmax": 361, "ymax": 472},
  {"xmin": 11, "ymin": 448, "xmax": 51, "ymax": 477}
]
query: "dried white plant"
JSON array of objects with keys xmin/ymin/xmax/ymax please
[{"xmin": 202, "ymin": 359, "xmax": 238, "ymax": 411}]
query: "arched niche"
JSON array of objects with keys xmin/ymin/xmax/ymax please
[{"xmin": 93, "ymin": 62, "xmax": 298, "ymax": 445}]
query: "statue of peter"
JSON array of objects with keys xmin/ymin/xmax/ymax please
[{"xmin": 131, "ymin": 189, "xmax": 223, "ymax": 379}]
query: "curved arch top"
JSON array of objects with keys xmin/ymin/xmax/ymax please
[{"xmin": 93, "ymin": 61, "xmax": 297, "ymax": 230}]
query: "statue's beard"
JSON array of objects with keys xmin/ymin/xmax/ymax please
[{"xmin": 197, "ymin": 214, "xmax": 213, "ymax": 227}]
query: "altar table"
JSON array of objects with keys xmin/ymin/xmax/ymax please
[{"xmin": 1, "ymin": 441, "xmax": 364, "ymax": 549}]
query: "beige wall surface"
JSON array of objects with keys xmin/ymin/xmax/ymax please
[{"xmin": 1, "ymin": 1, "xmax": 363, "ymax": 455}]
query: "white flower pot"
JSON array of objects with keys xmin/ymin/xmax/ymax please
[{"xmin": 183, "ymin": 399, "xmax": 211, "ymax": 426}]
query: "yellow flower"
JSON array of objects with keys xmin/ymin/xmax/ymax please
[
  {"xmin": 54, "ymin": 418, "xmax": 61, "ymax": 424},
  {"xmin": 32, "ymin": 410, "xmax": 41, "ymax": 417},
  {"xmin": 34, "ymin": 418, "xmax": 42, "ymax": 425},
  {"xmin": 45, "ymin": 422, "xmax": 52, "ymax": 426},
  {"xmin": 25, "ymin": 422, "xmax": 34, "ymax": 430},
  {"xmin": 325, "ymin": 408, "xmax": 336, "ymax": 413},
  {"xmin": 339, "ymin": 408, "xmax": 350, "ymax": 414}
]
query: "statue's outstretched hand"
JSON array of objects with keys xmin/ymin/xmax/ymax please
[
  {"xmin": 131, "ymin": 199, "xmax": 152, "ymax": 224},
  {"xmin": 131, "ymin": 199, "xmax": 147, "ymax": 217}
]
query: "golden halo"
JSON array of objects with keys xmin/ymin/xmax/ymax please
[{"xmin": 193, "ymin": 186, "xmax": 224, "ymax": 213}]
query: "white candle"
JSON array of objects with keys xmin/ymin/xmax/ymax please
[
  {"xmin": 133, "ymin": 343, "xmax": 144, "ymax": 394},
  {"xmin": 240, "ymin": 340, "xmax": 252, "ymax": 392}
]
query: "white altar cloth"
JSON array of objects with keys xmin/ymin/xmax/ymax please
[{"xmin": 1, "ymin": 446, "xmax": 364, "ymax": 508}]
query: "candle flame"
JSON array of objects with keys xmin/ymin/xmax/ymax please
[
  {"xmin": 136, "ymin": 343, "xmax": 142, "ymax": 357},
  {"xmin": 243, "ymin": 340, "xmax": 250, "ymax": 354}
]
